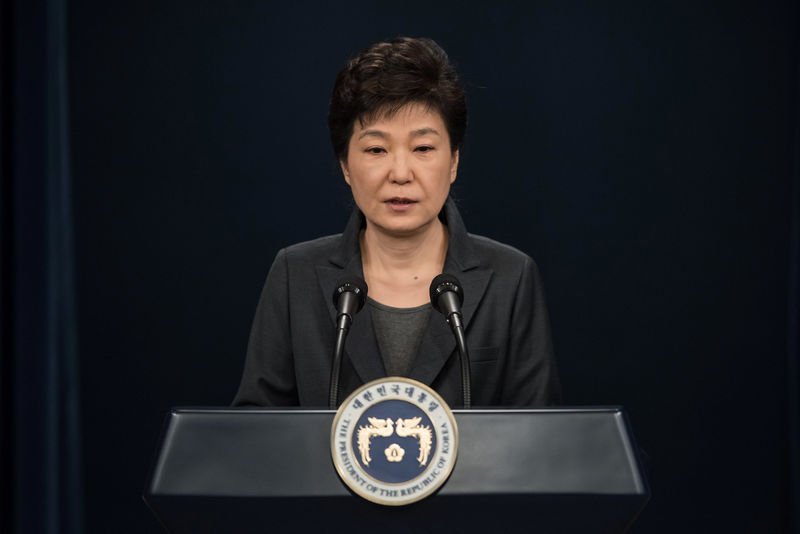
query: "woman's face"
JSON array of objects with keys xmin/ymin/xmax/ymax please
[{"xmin": 341, "ymin": 103, "xmax": 459, "ymax": 238}]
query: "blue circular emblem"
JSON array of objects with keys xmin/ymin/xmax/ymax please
[{"xmin": 331, "ymin": 377, "xmax": 458, "ymax": 506}]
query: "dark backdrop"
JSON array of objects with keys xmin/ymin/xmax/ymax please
[{"xmin": 8, "ymin": 0, "xmax": 799, "ymax": 533}]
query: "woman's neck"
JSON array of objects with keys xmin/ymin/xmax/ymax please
[{"xmin": 360, "ymin": 220, "xmax": 448, "ymax": 307}]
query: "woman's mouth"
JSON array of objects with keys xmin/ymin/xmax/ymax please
[{"xmin": 386, "ymin": 198, "xmax": 417, "ymax": 211}]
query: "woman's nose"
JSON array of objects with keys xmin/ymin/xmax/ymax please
[{"xmin": 388, "ymin": 153, "xmax": 412, "ymax": 184}]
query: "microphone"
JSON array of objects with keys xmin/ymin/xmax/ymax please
[
  {"xmin": 329, "ymin": 276, "xmax": 368, "ymax": 408},
  {"xmin": 429, "ymin": 274, "xmax": 472, "ymax": 408},
  {"xmin": 332, "ymin": 277, "xmax": 368, "ymax": 333},
  {"xmin": 430, "ymin": 274, "xmax": 465, "ymax": 329}
]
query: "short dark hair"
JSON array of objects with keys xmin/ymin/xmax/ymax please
[{"xmin": 328, "ymin": 37, "xmax": 467, "ymax": 160}]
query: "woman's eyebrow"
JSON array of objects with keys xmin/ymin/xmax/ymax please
[
  {"xmin": 411, "ymin": 127, "xmax": 440, "ymax": 137},
  {"xmin": 358, "ymin": 129, "xmax": 387, "ymax": 140}
]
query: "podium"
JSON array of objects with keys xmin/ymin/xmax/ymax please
[{"xmin": 144, "ymin": 408, "xmax": 649, "ymax": 533}]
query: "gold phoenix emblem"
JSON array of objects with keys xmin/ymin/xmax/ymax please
[
  {"xmin": 356, "ymin": 417, "xmax": 432, "ymax": 467},
  {"xmin": 395, "ymin": 417, "xmax": 432, "ymax": 466},
  {"xmin": 357, "ymin": 418, "xmax": 394, "ymax": 466}
]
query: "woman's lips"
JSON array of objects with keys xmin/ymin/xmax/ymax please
[{"xmin": 386, "ymin": 197, "xmax": 417, "ymax": 211}]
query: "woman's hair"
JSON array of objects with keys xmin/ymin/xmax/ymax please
[{"xmin": 328, "ymin": 37, "xmax": 467, "ymax": 160}]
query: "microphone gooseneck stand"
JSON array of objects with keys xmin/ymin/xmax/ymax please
[
  {"xmin": 329, "ymin": 321, "xmax": 348, "ymax": 409},
  {"xmin": 430, "ymin": 274, "xmax": 472, "ymax": 409},
  {"xmin": 329, "ymin": 277, "xmax": 368, "ymax": 409}
]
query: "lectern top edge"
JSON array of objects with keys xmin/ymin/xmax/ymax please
[{"xmin": 167, "ymin": 406, "xmax": 626, "ymax": 415}]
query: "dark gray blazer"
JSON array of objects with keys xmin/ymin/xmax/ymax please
[{"xmin": 233, "ymin": 198, "xmax": 561, "ymax": 408}]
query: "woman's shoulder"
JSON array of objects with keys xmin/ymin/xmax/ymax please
[
  {"xmin": 461, "ymin": 232, "xmax": 547, "ymax": 290},
  {"xmin": 466, "ymin": 233, "xmax": 538, "ymax": 268},
  {"xmin": 279, "ymin": 233, "xmax": 342, "ymax": 261}
]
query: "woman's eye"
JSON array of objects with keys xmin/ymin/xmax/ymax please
[
  {"xmin": 365, "ymin": 147, "xmax": 386, "ymax": 154},
  {"xmin": 415, "ymin": 145, "xmax": 434, "ymax": 153}
]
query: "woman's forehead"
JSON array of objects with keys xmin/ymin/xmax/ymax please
[
  {"xmin": 354, "ymin": 103, "xmax": 445, "ymax": 134},
  {"xmin": 354, "ymin": 102, "xmax": 444, "ymax": 128}
]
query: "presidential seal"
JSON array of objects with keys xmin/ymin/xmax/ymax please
[{"xmin": 330, "ymin": 377, "xmax": 458, "ymax": 506}]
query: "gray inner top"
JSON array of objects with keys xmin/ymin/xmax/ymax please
[{"xmin": 368, "ymin": 298, "xmax": 432, "ymax": 377}]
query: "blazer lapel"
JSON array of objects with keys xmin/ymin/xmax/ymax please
[
  {"xmin": 315, "ymin": 207, "xmax": 385, "ymax": 385},
  {"xmin": 407, "ymin": 261, "xmax": 493, "ymax": 385},
  {"xmin": 343, "ymin": 303, "xmax": 386, "ymax": 381},
  {"xmin": 408, "ymin": 198, "xmax": 494, "ymax": 386}
]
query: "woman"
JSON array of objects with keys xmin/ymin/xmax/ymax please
[{"xmin": 233, "ymin": 37, "xmax": 560, "ymax": 407}]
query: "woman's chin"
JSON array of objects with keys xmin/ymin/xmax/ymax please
[{"xmin": 368, "ymin": 217, "xmax": 438, "ymax": 239}]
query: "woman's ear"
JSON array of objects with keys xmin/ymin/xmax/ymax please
[
  {"xmin": 449, "ymin": 150, "xmax": 459, "ymax": 184},
  {"xmin": 340, "ymin": 159, "xmax": 351, "ymax": 185}
]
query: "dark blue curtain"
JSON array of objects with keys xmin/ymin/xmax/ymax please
[
  {"xmin": 11, "ymin": 0, "xmax": 84, "ymax": 532},
  {"xmin": 791, "ymin": 50, "xmax": 800, "ymax": 533}
]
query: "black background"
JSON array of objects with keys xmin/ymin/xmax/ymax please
[{"xmin": 66, "ymin": 1, "xmax": 797, "ymax": 532}]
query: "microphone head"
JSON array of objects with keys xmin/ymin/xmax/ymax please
[
  {"xmin": 429, "ymin": 273, "xmax": 464, "ymax": 313},
  {"xmin": 332, "ymin": 276, "xmax": 368, "ymax": 312}
]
